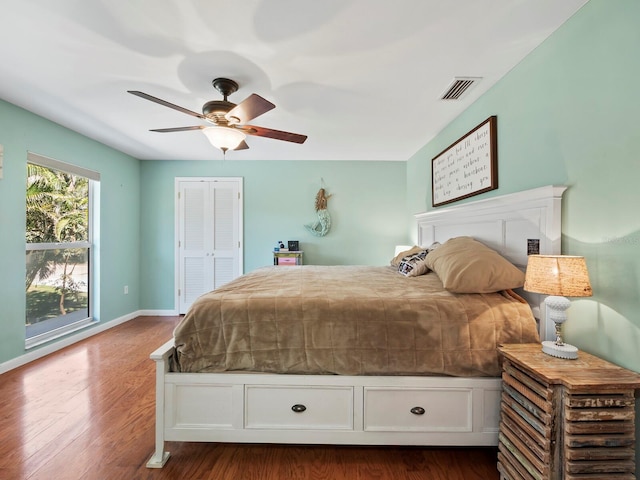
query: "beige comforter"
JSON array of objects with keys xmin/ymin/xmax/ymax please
[{"xmin": 173, "ymin": 265, "xmax": 539, "ymax": 376}]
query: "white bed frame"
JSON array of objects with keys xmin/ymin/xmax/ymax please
[{"xmin": 147, "ymin": 185, "xmax": 566, "ymax": 468}]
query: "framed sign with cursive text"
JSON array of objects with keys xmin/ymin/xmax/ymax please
[{"xmin": 431, "ymin": 116, "xmax": 497, "ymax": 207}]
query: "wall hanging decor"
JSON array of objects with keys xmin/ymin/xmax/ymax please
[
  {"xmin": 431, "ymin": 115, "xmax": 497, "ymax": 207},
  {"xmin": 305, "ymin": 184, "xmax": 332, "ymax": 237}
]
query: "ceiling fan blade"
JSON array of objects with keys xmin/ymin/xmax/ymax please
[
  {"xmin": 242, "ymin": 125, "xmax": 307, "ymax": 144},
  {"xmin": 128, "ymin": 91, "xmax": 206, "ymax": 120},
  {"xmin": 233, "ymin": 140, "xmax": 250, "ymax": 151},
  {"xmin": 225, "ymin": 94, "xmax": 275, "ymax": 124},
  {"xmin": 149, "ymin": 126, "xmax": 205, "ymax": 133}
]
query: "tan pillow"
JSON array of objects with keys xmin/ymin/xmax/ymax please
[
  {"xmin": 390, "ymin": 245, "xmax": 424, "ymax": 266},
  {"xmin": 424, "ymin": 236, "xmax": 524, "ymax": 293}
]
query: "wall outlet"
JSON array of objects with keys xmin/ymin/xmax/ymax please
[{"xmin": 124, "ymin": 285, "xmax": 129, "ymax": 295}]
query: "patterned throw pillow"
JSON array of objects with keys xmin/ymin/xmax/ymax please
[{"xmin": 397, "ymin": 250, "xmax": 429, "ymax": 277}]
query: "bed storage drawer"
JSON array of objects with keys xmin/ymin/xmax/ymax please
[
  {"xmin": 245, "ymin": 385, "xmax": 354, "ymax": 430},
  {"xmin": 364, "ymin": 387, "xmax": 473, "ymax": 432}
]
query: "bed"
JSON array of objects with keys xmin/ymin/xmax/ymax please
[{"xmin": 147, "ymin": 185, "xmax": 566, "ymax": 468}]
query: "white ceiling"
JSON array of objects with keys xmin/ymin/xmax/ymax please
[{"xmin": 0, "ymin": 0, "xmax": 588, "ymax": 161}]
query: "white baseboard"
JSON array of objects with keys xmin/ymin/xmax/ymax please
[
  {"xmin": 138, "ymin": 309, "xmax": 180, "ymax": 316},
  {"xmin": 0, "ymin": 309, "xmax": 176, "ymax": 375}
]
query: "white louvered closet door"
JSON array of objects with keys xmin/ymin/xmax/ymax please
[{"xmin": 177, "ymin": 178, "xmax": 243, "ymax": 314}]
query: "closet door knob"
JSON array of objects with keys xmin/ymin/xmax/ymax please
[
  {"xmin": 410, "ymin": 406, "xmax": 426, "ymax": 415},
  {"xmin": 291, "ymin": 404, "xmax": 307, "ymax": 413}
]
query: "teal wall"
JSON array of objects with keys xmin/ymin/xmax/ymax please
[
  {"xmin": 407, "ymin": 0, "xmax": 640, "ymax": 458},
  {"xmin": 0, "ymin": 99, "xmax": 141, "ymax": 364},
  {"xmin": 139, "ymin": 160, "xmax": 408, "ymax": 310}
]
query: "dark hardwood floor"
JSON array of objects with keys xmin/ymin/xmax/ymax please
[{"xmin": 0, "ymin": 316, "xmax": 500, "ymax": 480}]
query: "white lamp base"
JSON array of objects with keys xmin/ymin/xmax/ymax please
[{"xmin": 542, "ymin": 340, "xmax": 578, "ymax": 360}]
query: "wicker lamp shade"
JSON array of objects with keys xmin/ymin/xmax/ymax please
[{"xmin": 524, "ymin": 255, "xmax": 592, "ymax": 297}]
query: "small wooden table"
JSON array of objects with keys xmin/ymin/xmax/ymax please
[
  {"xmin": 273, "ymin": 250, "xmax": 303, "ymax": 266},
  {"xmin": 497, "ymin": 343, "xmax": 640, "ymax": 480}
]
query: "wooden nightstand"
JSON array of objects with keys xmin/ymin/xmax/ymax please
[{"xmin": 497, "ymin": 343, "xmax": 640, "ymax": 480}]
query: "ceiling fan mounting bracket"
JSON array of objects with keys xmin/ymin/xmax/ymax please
[
  {"xmin": 212, "ymin": 77, "xmax": 239, "ymax": 100},
  {"xmin": 202, "ymin": 100, "xmax": 235, "ymax": 121}
]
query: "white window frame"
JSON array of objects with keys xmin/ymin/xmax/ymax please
[{"xmin": 25, "ymin": 152, "xmax": 100, "ymax": 349}]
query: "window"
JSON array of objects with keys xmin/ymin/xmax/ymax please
[{"xmin": 25, "ymin": 152, "xmax": 99, "ymax": 348}]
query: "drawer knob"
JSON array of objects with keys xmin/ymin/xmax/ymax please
[
  {"xmin": 410, "ymin": 406, "xmax": 426, "ymax": 415},
  {"xmin": 291, "ymin": 404, "xmax": 307, "ymax": 413}
]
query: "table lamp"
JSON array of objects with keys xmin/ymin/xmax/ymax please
[{"xmin": 524, "ymin": 255, "xmax": 592, "ymax": 359}]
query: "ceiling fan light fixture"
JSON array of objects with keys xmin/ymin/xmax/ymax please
[{"xmin": 202, "ymin": 126, "xmax": 246, "ymax": 151}]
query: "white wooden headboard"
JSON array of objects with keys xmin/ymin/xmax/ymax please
[{"xmin": 414, "ymin": 185, "xmax": 567, "ymax": 341}]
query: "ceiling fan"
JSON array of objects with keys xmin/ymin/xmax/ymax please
[{"xmin": 128, "ymin": 78, "xmax": 307, "ymax": 153}]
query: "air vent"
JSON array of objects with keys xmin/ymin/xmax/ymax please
[{"xmin": 440, "ymin": 77, "xmax": 481, "ymax": 100}]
